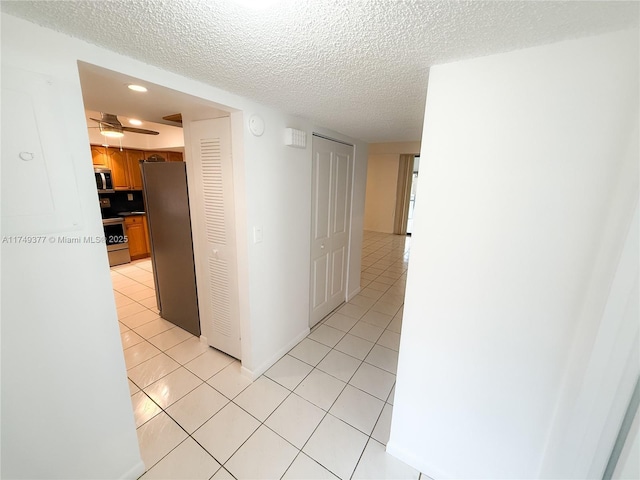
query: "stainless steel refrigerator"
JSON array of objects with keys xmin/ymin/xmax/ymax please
[{"xmin": 140, "ymin": 161, "xmax": 200, "ymax": 336}]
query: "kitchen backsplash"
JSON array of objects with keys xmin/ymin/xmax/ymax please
[{"xmin": 100, "ymin": 190, "xmax": 145, "ymax": 216}]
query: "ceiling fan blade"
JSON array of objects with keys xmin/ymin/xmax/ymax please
[
  {"xmin": 90, "ymin": 117, "xmax": 121, "ymax": 128},
  {"xmin": 163, "ymin": 113, "xmax": 182, "ymax": 124},
  {"xmin": 100, "ymin": 113, "xmax": 123, "ymax": 126},
  {"xmin": 89, "ymin": 114, "xmax": 159, "ymax": 135},
  {"xmin": 122, "ymin": 126, "xmax": 160, "ymax": 135}
]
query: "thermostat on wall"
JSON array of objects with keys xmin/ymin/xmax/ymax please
[{"xmin": 284, "ymin": 128, "xmax": 306, "ymax": 148}]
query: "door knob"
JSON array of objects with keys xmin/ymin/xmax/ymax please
[{"xmin": 321, "ymin": 244, "xmax": 325, "ymax": 249}]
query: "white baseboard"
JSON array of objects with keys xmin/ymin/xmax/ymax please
[
  {"xmin": 386, "ymin": 441, "xmax": 444, "ymax": 480},
  {"xmin": 119, "ymin": 460, "xmax": 146, "ymax": 480},
  {"xmin": 347, "ymin": 286, "xmax": 362, "ymax": 301},
  {"xmin": 241, "ymin": 327, "xmax": 310, "ymax": 381},
  {"xmin": 240, "ymin": 364, "xmax": 255, "ymax": 381}
]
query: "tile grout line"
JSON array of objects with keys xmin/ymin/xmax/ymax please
[
  {"xmin": 277, "ymin": 239, "xmax": 407, "ymax": 478},
  {"xmin": 122, "ymin": 235, "xmax": 413, "ymax": 479}
]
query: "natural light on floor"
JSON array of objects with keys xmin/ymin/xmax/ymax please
[{"xmin": 113, "ymin": 231, "xmax": 423, "ymax": 479}]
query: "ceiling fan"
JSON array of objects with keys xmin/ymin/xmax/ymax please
[{"xmin": 89, "ymin": 113, "xmax": 159, "ymax": 137}]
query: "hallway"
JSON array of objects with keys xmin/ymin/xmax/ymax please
[{"xmin": 113, "ymin": 231, "xmax": 421, "ymax": 479}]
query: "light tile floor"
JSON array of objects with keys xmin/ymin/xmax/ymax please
[{"xmin": 112, "ymin": 231, "xmax": 427, "ymax": 480}]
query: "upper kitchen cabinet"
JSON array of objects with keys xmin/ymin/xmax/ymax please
[
  {"xmin": 146, "ymin": 150, "xmax": 184, "ymax": 162},
  {"xmin": 167, "ymin": 151, "xmax": 184, "ymax": 162},
  {"xmin": 108, "ymin": 148, "xmax": 129, "ymax": 190},
  {"xmin": 91, "ymin": 145, "xmax": 109, "ymax": 168},
  {"xmin": 144, "ymin": 151, "xmax": 167, "ymax": 161},
  {"xmin": 90, "ymin": 145, "xmax": 182, "ymax": 189},
  {"xmin": 126, "ymin": 150, "xmax": 145, "ymax": 190},
  {"xmin": 92, "ymin": 145, "xmax": 143, "ymax": 190}
]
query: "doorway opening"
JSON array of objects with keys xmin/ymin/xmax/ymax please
[
  {"xmin": 393, "ymin": 154, "xmax": 420, "ymax": 236},
  {"xmin": 78, "ymin": 61, "xmax": 248, "ymax": 474},
  {"xmin": 78, "ymin": 61, "xmax": 243, "ymax": 358},
  {"xmin": 406, "ymin": 156, "xmax": 420, "ymax": 235}
]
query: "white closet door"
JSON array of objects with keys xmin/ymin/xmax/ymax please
[
  {"xmin": 310, "ymin": 135, "xmax": 354, "ymax": 327},
  {"xmin": 189, "ymin": 117, "xmax": 241, "ymax": 359}
]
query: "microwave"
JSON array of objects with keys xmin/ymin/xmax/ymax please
[{"xmin": 94, "ymin": 168, "xmax": 114, "ymax": 193}]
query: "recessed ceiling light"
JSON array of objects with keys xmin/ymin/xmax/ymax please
[
  {"xmin": 127, "ymin": 84, "xmax": 147, "ymax": 92},
  {"xmin": 129, "ymin": 119, "xmax": 142, "ymax": 126}
]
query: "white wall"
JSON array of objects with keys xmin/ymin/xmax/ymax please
[
  {"xmin": 363, "ymin": 142, "xmax": 420, "ymax": 233},
  {"xmin": 613, "ymin": 403, "xmax": 640, "ymax": 480},
  {"xmin": 238, "ymin": 112, "xmax": 368, "ymax": 376},
  {"xmin": 389, "ymin": 29, "xmax": 639, "ymax": 479},
  {"xmin": 363, "ymin": 154, "xmax": 399, "ymax": 233},
  {"xmin": 0, "ymin": 13, "xmax": 367, "ymax": 478},
  {"xmin": 1, "ymin": 20, "xmax": 144, "ymax": 480}
]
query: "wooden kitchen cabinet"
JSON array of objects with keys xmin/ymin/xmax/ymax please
[
  {"xmin": 108, "ymin": 148, "xmax": 129, "ymax": 190},
  {"xmin": 91, "ymin": 145, "xmax": 130, "ymax": 188},
  {"xmin": 91, "ymin": 145, "xmax": 183, "ymax": 188},
  {"xmin": 91, "ymin": 145, "xmax": 109, "ymax": 167},
  {"xmin": 112, "ymin": 148, "xmax": 143, "ymax": 190},
  {"xmin": 144, "ymin": 151, "xmax": 168, "ymax": 161},
  {"xmin": 125, "ymin": 215, "xmax": 149, "ymax": 260},
  {"xmin": 142, "ymin": 214, "xmax": 151, "ymax": 253},
  {"xmin": 167, "ymin": 151, "xmax": 184, "ymax": 162},
  {"xmin": 126, "ymin": 149, "xmax": 145, "ymax": 190}
]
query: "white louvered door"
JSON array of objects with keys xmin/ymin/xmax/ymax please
[{"xmin": 188, "ymin": 117, "xmax": 241, "ymax": 359}]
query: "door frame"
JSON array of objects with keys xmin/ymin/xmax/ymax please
[
  {"xmin": 393, "ymin": 153, "xmax": 418, "ymax": 235},
  {"xmin": 309, "ymin": 133, "xmax": 356, "ymax": 327}
]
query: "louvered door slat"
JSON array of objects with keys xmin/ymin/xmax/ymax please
[
  {"xmin": 201, "ymin": 138, "xmax": 226, "ymax": 245},
  {"xmin": 208, "ymin": 257, "xmax": 232, "ymax": 337},
  {"xmin": 190, "ymin": 118, "xmax": 241, "ymax": 359}
]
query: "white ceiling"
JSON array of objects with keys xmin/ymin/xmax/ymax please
[
  {"xmin": 2, "ymin": 1, "xmax": 638, "ymax": 143},
  {"xmin": 78, "ymin": 62, "xmax": 231, "ymax": 127},
  {"xmin": 84, "ymin": 109, "xmax": 187, "ymax": 150}
]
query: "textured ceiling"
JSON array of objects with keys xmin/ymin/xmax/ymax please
[{"xmin": 2, "ymin": 1, "xmax": 638, "ymax": 143}]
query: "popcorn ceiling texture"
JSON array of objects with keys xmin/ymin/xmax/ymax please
[{"xmin": 2, "ymin": 0, "xmax": 638, "ymax": 142}]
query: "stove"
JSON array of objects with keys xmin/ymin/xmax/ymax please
[{"xmin": 99, "ymin": 198, "xmax": 130, "ymax": 266}]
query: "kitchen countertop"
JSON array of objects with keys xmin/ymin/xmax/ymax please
[{"xmin": 118, "ymin": 211, "xmax": 146, "ymax": 217}]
